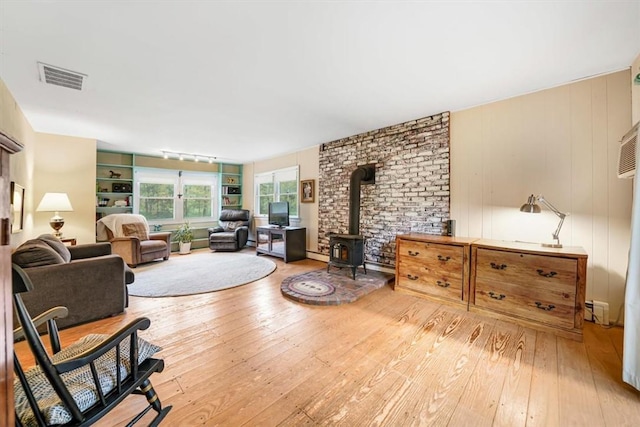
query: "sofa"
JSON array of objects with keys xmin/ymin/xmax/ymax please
[
  {"xmin": 208, "ymin": 209, "xmax": 251, "ymax": 251},
  {"xmin": 12, "ymin": 235, "xmax": 134, "ymax": 329},
  {"xmin": 96, "ymin": 214, "xmax": 171, "ymax": 267}
]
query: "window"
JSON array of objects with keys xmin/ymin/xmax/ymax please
[
  {"xmin": 254, "ymin": 166, "xmax": 299, "ymax": 217},
  {"xmin": 135, "ymin": 168, "xmax": 218, "ymax": 223}
]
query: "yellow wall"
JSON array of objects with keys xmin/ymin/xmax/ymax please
[
  {"xmin": 632, "ymin": 52, "xmax": 640, "ymax": 124},
  {"xmin": 1, "ymin": 80, "xmax": 97, "ymax": 246},
  {"xmin": 243, "ymin": 146, "xmax": 320, "ymax": 254},
  {"xmin": 1, "ymin": 79, "xmax": 36, "ymax": 247},
  {"xmin": 33, "ymin": 133, "xmax": 96, "ymax": 244},
  {"xmin": 451, "ymin": 70, "xmax": 633, "ymax": 321}
]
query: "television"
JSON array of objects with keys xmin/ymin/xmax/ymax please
[{"xmin": 268, "ymin": 201, "xmax": 290, "ymax": 228}]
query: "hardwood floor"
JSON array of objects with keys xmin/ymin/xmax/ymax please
[{"xmin": 14, "ymin": 250, "xmax": 640, "ymax": 426}]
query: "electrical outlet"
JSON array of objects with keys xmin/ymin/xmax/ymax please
[
  {"xmin": 584, "ymin": 300, "xmax": 594, "ymax": 321},
  {"xmin": 593, "ymin": 300, "xmax": 610, "ymax": 325}
]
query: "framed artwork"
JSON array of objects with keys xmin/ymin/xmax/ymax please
[
  {"xmin": 301, "ymin": 179, "xmax": 315, "ymax": 203},
  {"xmin": 10, "ymin": 181, "xmax": 25, "ymax": 233}
]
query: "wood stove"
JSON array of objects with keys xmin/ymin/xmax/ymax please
[
  {"xmin": 327, "ymin": 164, "xmax": 375, "ymax": 279},
  {"xmin": 327, "ymin": 234, "xmax": 366, "ymax": 279}
]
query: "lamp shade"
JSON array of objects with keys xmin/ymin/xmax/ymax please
[
  {"xmin": 36, "ymin": 193, "xmax": 74, "ymax": 212},
  {"xmin": 519, "ymin": 194, "xmax": 541, "ymax": 214}
]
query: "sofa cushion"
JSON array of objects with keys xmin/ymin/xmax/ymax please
[
  {"xmin": 222, "ymin": 221, "xmax": 246, "ymax": 232},
  {"xmin": 209, "ymin": 231, "xmax": 237, "ymax": 243},
  {"xmin": 139, "ymin": 239, "xmax": 167, "ymax": 255},
  {"xmin": 122, "ymin": 223, "xmax": 149, "ymax": 241},
  {"xmin": 37, "ymin": 234, "xmax": 72, "ymax": 263},
  {"xmin": 12, "ymin": 240, "xmax": 67, "ymax": 268}
]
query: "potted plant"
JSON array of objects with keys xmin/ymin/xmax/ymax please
[{"xmin": 174, "ymin": 222, "xmax": 194, "ymax": 254}]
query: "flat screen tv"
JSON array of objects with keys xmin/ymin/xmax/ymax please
[{"xmin": 268, "ymin": 201, "xmax": 290, "ymax": 228}]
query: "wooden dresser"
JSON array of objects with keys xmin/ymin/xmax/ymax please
[
  {"xmin": 395, "ymin": 234, "xmax": 477, "ymax": 307},
  {"xmin": 470, "ymin": 239, "xmax": 588, "ymax": 341}
]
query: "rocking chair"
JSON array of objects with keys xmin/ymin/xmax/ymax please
[{"xmin": 12, "ymin": 263, "xmax": 172, "ymax": 426}]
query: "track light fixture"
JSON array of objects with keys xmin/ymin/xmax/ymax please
[{"xmin": 161, "ymin": 150, "xmax": 217, "ymax": 163}]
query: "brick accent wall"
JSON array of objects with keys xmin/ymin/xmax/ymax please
[{"xmin": 318, "ymin": 111, "xmax": 450, "ymax": 267}]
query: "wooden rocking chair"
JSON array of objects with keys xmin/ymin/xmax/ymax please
[{"xmin": 12, "ymin": 263, "xmax": 172, "ymax": 426}]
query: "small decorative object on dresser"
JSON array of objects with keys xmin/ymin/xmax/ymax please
[
  {"xmin": 470, "ymin": 239, "xmax": 587, "ymax": 341},
  {"xmin": 395, "ymin": 234, "xmax": 477, "ymax": 307}
]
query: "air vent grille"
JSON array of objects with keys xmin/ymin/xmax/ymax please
[
  {"xmin": 37, "ymin": 62, "xmax": 87, "ymax": 91},
  {"xmin": 618, "ymin": 122, "xmax": 638, "ymax": 179}
]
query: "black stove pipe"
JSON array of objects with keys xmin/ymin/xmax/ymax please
[{"xmin": 349, "ymin": 164, "xmax": 375, "ymax": 236}]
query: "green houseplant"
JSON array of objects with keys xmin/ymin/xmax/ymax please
[{"xmin": 174, "ymin": 222, "xmax": 194, "ymax": 254}]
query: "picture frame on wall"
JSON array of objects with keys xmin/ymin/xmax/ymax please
[
  {"xmin": 10, "ymin": 181, "xmax": 25, "ymax": 233},
  {"xmin": 301, "ymin": 179, "xmax": 314, "ymax": 203}
]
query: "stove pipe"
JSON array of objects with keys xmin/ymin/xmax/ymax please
[{"xmin": 349, "ymin": 164, "xmax": 375, "ymax": 236}]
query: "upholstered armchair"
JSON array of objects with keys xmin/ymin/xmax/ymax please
[
  {"xmin": 97, "ymin": 214, "xmax": 171, "ymax": 267},
  {"xmin": 208, "ymin": 209, "xmax": 251, "ymax": 251}
]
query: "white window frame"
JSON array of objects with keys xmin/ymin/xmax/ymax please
[
  {"xmin": 134, "ymin": 167, "xmax": 218, "ymax": 224},
  {"xmin": 254, "ymin": 166, "xmax": 299, "ymax": 217}
]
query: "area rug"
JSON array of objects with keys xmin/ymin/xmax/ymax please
[
  {"xmin": 128, "ymin": 251, "xmax": 276, "ymax": 297},
  {"xmin": 281, "ymin": 267, "xmax": 394, "ymax": 305}
]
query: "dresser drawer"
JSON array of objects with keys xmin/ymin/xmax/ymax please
[
  {"xmin": 475, "ymin": 248, "xmax": 577, "ymax": 294},
  {"xmin": 397, "ymin": 240, "xmax": 464, "ymax": 277},
  {"xmin": 397, "ymin": 258, "xmax": 464, "ymax": 302},
  {"xmin": 474, "ymin": 278, "xmax": 576, "ymax": 329}
]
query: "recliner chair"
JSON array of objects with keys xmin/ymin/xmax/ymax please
[
  {"xmin": 208, "ymin": 209, "xmax": 251, "ymax": 251},
  {"xmin": 97, "ymin": 214, "xmax": 171, "ymax": 267}
]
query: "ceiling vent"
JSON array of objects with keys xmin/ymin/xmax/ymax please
[
  {"xmin": 37, "ymin": 62, "xmax": 87, "ymax": 91},
  {"xmin": 617, "ymin": 122, "xmax": 638, "ymax": 179}
]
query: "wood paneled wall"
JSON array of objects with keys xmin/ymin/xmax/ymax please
[{"xmin": 451, "ymin": 70, "xmax": 633, "ymax": 322}]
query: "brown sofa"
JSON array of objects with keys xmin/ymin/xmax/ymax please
[{"xmin": 12, "ymin": 235, "xmax": 134, "ymax": 329}]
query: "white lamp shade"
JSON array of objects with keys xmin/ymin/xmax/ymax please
[{"xmin": 36, "ymin": 193, "xmax": 74, "ymax": 212}]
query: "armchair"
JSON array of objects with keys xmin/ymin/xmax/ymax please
[
  {"xmin": 208, "ymin": 209, "xmax": 251, "ymax": 251},
  {"xmin": 97, "ymin": 214, "xmax": 171, "ymax": 267},
  {"xmin": 12, "ymin": 263, "xmax": 171, "ymax": 426}
]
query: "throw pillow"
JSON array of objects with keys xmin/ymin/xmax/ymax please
[
  {"xmin": 122, "ymin": 223, "xmax": 149, "ymax": 241},
  {"xmin": 37, "ymin": 234, "xmax": 72, "ymax": 263},
  {"xmin": 12, "ymin": 242, "xmax": 65, "ymax": 268}
]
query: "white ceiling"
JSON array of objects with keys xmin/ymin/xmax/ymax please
[{"xmin": 1, "ymin": 1, "xmax": 639, "ymax": 163}]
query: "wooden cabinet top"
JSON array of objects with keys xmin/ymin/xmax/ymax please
[
  {"xmin": 396, "ymin": 233, "xmax": 477, "ymax": 246},
  {"xmin": 472, "ymin": 239, "xmax": 588, "ymax": 258}
]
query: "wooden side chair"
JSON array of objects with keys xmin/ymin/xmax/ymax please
[{"xmin": 12, "ymin": 263, "xmax": 171, "ymax": 426}]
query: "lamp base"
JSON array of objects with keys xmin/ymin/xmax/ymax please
[
  {"xmin": 50, "ymin": 217, "xmax": 65, "ymax": 238},
  {"xmin": 541, "ymin": 242, "xmax": 563, "ymax": 248}
]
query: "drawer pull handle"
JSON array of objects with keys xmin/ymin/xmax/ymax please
[
  {"xmin": 408, "ymin": 250, "xmax": 420, "ymax": 256},
  {"xmin": 535, "ymin": 302, "xmax": 556, "ymax": 311},
  {"xmin": 490, "ymin": 262, "xmax": 507, "ymax": 270},
  {"xmin": 536, "ymin": 269, "xmax": 557, "ymax": 278},
  {"xmin": 437, "ymin": 255, "xmax": 451, "ymax": 262},
  {"xmin": 407, "ymin": 274, "xmax": 419, "ymax": 281},
  {"xmin": 436, "ymin": 280, "xmax": 450, "ymax": 288},
  {"xmin": 488, "ymin": 291, "xmax": 506, "ymax": 300}
]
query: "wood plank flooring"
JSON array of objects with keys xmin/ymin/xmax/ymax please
[{"xmin": 14, "ymin": 249, "xmax": 640, "ymax": 426}]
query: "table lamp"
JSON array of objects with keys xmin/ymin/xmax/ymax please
[
  {"xmin": 520, "ymin": 194, "xmax": 567, "ymax": 248},
  {"xmin": 36, "ymin": 192, "xmax": 74, "ymax": 237}
]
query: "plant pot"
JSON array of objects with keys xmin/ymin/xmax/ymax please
[{"xmin": 179, "ymin": 241, "xmax": 192, "ymax": 255}]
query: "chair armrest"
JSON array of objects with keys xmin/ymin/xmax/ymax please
[
  {"xmin": 14, "ymin": 306, "xmax": 69, "ymax": 342},
  {"xmin": 149, "ymin": 232, "xmax": 171, "ymax": 244},
  {"xmin": 69, "ymin": 242, "xmax": 112, "ymax": 260},
  {"xmin": 208, "ymin": 226, "xmax": 224, "ymax": 235}
]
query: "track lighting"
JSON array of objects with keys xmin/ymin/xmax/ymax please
[{"xmin": 161, "ymin": 150, "xmax": 218, "ymax": 163}]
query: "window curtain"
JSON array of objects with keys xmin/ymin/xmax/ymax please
[{"xmin": 623, "ymin": 136, "xmax": 640, "ymax": 391}]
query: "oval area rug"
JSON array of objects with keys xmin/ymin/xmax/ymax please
[{"xmin": 128, "ymin": 251, "xmax": 276, "ymax": 297}]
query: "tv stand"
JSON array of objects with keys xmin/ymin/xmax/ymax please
[{"xmin": 256, "ymin": 226, "xmax": 306, "ymax": 263}]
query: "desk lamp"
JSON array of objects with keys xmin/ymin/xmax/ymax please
[{"xmin": 520, "ymin": 194, "xmax": 567, "ymax": 248}]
